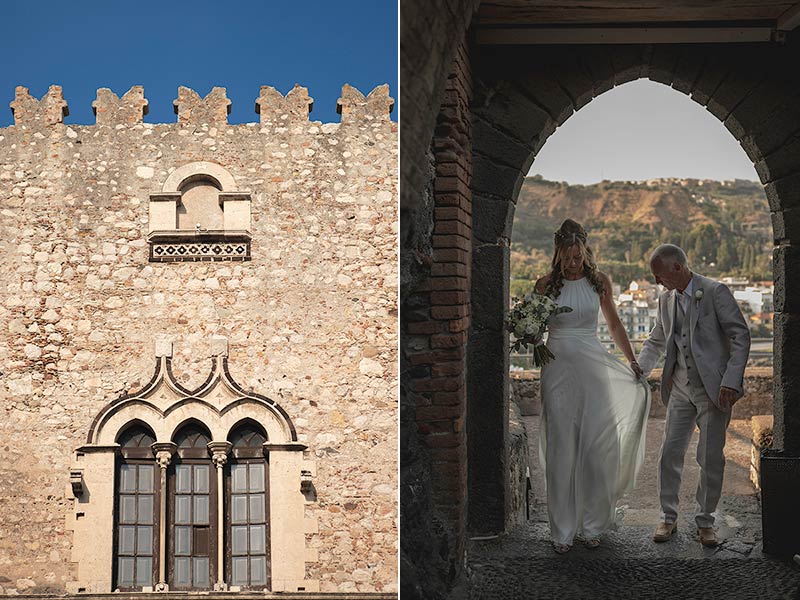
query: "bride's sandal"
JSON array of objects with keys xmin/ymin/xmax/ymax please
[
  {"xmin": 584, "ymin": 538, "xmax": 601, "ymax": 549},
  {"xmin": 552, "ymin": 542, "xmax": 572, "ymax": 554}
]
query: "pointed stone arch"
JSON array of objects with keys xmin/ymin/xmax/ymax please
[
  {"xmin": 467, "ymin": 41, "xmax": 800, "ymax": 534},
  {"xmin": 70, "ymin": 340, "xmax": 316, "ymax": 593}
]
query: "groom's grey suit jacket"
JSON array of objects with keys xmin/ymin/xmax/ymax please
[{"xmin": 638, "ymin": 273, "xmax": 751, "ymax": 409}]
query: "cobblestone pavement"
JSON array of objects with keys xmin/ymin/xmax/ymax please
[
  {"xmin": 463, "ymin": 418, "xmax": 800, "ymax": 599},
  {"xmin": 467, "ymin": 521, "xmax": 800, "ymax": 599}
]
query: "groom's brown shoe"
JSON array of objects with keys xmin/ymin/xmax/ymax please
[
  {"xmin": 698, "ymin": 527, "xmax": 718, "ymax": 547},
  {"xmin": 653, "ymin": 522, "xmax": 677, "ymax": 543}
]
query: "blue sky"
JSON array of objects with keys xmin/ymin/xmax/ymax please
[{"xmin": 0, "ymin": 0, "xmax": 398, "ymax": 127}]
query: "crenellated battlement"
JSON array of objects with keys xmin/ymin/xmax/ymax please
[
  {"xmin": 92, "ymin": 86, "xmax": 149, "ymax": 126},
  {"xmin": 173, "ymin": 86, "xmax": 231, "ymax": 125},
  {"xmin": 10, "ymin": 85, "xmax": 69, "ymax": 125},
  {"xmin": 5, "ymin": 83, "xmax": 393, "ymax": 129},
  {"xmin": 255, "ymin": 84, "xmax": 313, "ymax": 125},
  {"xmin": 337, "ymin": 84, "xmax": 394, "ymax": 124}
]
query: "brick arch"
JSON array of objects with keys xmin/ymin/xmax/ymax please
[{"xmin": 468, "ymin": 41, "xmax": 800, "ymax": 534}]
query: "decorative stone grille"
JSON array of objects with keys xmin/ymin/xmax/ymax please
[{"xmin": 149, "ymin": 240, "xmax": 250, "ymax": 262}]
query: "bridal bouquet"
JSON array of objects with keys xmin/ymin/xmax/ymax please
[{"xmin": 506, "ymin": 293, "xmax": 572, "ymax": 367}]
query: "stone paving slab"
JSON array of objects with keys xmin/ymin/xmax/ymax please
[{"xmin": 461, "ymin": 417, "xmax": 800, "ymax": 599}]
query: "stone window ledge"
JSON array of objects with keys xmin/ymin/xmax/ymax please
[{"xmin": 147, "ymin": 230, "xmax": 252, "ymax": 262}]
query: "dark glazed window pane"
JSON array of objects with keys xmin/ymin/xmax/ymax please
[
  {"xmin": 232, "ymin": 556, "xmax": 248, "ymax": 585},
  {"xmin": 193, "ymin": 557, "xmax": 209, "ymax": 587},
  {"xmin": 194, "ymin": 496, "xmax": 209, "ymax": 524},
  {"xmin": 249, "ymin": 463, "xmax": 264, "ymax": 492},
  {"xmin": 193, "ymin": 527, "xmax": 210, "ymax": 555},
  {"xmin": 193, "ymin": 465, "xmax": 209, "ymax": 493},
  {"xmin": 229, "ymin": 423, "xmax": 267, "ymax": 448},
  {"xmin": 120, "ymin": 465, "xmax": 136, "ymax": 493},
  {"xmin": 137, "ymin": 526, "xmax": 153, "ymax": 555},
  {"xmin": 232, "ymin": 526, "xmax": 248, "ymax": 555},
  {"xmin": 120, "ymin": 496, "xmax": 136, "ymax": 524},
  {"xmin": 232, "ymin": 495, "xmax": 247, "ymax": 523},
  {"xmin": 249, "ymin": 525, "xmax": 266, "ymax": 554},
  {"xmin": 175, "ymin": 496, "xmax": 191, "ymax": 524},
  {"xmin": 176, "ymin": 465, "xmax": 191, "ymax": 493},
  {"xmin": 174, "ymin": 557, "xmax": 190, "ymax": 586},
  {"xmin": 118, "ymin": 557, "xmax": 135, "ymax": 586},
  {"xmin": 138, "ymin": 496, "xmax": 153, "ymax": 524},
  {"xmin": 138, "ymin": 465, "xmax": 154, "ymax": 492},
  {"xmin": 232, "ymin": 464, "xmax": 247, "ymax": 492},
  {"xmin": 249, "ymin": 495, "xmax": 265, "ymax": 522},
  {"xmin": 135, "ymin": 557, "xmax": 152, "ymax": 586},
  {"xmin": 250, "ymin": 556, "xmax": 267, "ymax": 586},
  {"xmin": 175, "ymin": 526, "xmax": 191, "ymax": 555},
  {"xmin": 118, "ymin": 526, "xmax": 135, "ymax": 554}
]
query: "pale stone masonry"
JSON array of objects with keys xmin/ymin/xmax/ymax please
[{"xmin": 0, "ymin": 83, "xmax": 397, "ymax": 595}]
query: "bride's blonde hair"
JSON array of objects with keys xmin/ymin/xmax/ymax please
[{"xmin": 544, "ymin": 219, "xmax": 605, "ymax": 299}]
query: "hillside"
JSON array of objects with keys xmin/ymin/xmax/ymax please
[{"xmin": 511, "ymin": 176, "xmax": 772, "ymax": 295}]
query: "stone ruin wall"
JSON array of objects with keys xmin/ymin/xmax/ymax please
[{"xmin": 0, "ymin": 83, "xmax": 397, "ymax": 594}]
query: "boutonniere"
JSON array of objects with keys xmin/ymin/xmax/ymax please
[{"xmin": 694, "ymin": 289, "xmax": 704, "ymax": 302}]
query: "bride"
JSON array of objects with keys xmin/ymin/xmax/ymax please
[{"xmin": 534, "ymin": 219, "xmax": 650, "ymax": 553}]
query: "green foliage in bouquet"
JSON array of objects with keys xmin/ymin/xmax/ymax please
[{"xmin": 506, "ymin": 293, "xmax": 573, "ymax": 367}]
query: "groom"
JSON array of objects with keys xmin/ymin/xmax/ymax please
[{"xmin": 636, "ymin": 244, "xmax": 750, "ymax": 547}]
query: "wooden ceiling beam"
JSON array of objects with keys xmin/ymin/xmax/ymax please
[
  {"xmin": 777, "ymin": 2, "xmax": 800, "ymax": 30},
  {"xmin": 475, "ymin": 26, "xmax": 775, "ymax": 45}
]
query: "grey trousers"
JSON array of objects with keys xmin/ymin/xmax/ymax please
[{"xmin": 657, "ymin": 381, "xmax": 731, "ymax": 528}]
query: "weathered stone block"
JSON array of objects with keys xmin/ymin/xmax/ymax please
[
  {"xmin": 255, "ymin": 84, "xmax": 313, "ymax": 125},
  {"xmin": 210, "ymin": 336, "xmax": 228, "ymax": 357},
  {"xmin": 337, "ymin": 84, "xmax": 394, "ymax": 124},
  {"xmin": 466, "ymin": 327, "xmax": 509, "ymax": 535},
  {"xmin": 472, "ymin": 116, "xmax": 533, "ymax": 172},
  {"xmin": 765, "ymin": 172, "xmax": 800, "ymax": 212},
  {"xmin": 515, "ymin": 76, "xmax": 574, "ymax": 125},
  {"xmin": 470, "ymin": 242, "xmax": 509, "ymax": 332},
  {"xmin": 773, "ymin": 312, "xmax": 800, "ymax": 453},
  {"xmin": 10, "ymin": 84, "xmax": 69, "ymax": 126},
  {"xmin": 154, "ymin": 338, "xmax": 173, "ymax": 358},
  {"xmin": 773, "ymin": 244, "xmax": 800, "ymax": 314},
  {"xmin": 670, "ymin": 48, "xmax": 705, "ymax": 95},
  {"xmin": 648, "ymin": 45, "xmax": 681, "ymax": 86},
  {"xmin": 471, "ymin": 153, "xmax": 524, "ymax": 202},
  {"xmin": 690, "ymin": 52, "xmax": 729, "ymax": 107},
  {"xmin": 92, "ymin": 86, "xmax": 148, "ymax": 126},
  {"xmin": 473, "ymin": 81, "xmax": 552, "ymax": 146},
  {"xmin": 771, "ymin": 207, "xmax": 800, "ymax": 244},
  {"xmin": 173, "ymin": 86, "xmax": 231, "ymax": 125},
  {"xmin": 755, "ymin": 135, "xmax": 800, "ymax": 184},
  {"xmin": 581, "ymin": 47, "xmax": 616, "ymax": 96},
  {"xmin": 471, "ymin": 193, "xmax": 514, "ymax": 245},
  {"xmin": 609, "ymin": 45, "xmax": 649, "ymax": 86}
]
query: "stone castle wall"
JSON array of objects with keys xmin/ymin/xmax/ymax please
[{"xmin": 0, "ymin": 84, "xmax": 397, "ymax": 594}]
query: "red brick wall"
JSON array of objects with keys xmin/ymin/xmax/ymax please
[{"xmin": 406, "ymin": 42, "xmax": 473, "ymax": 552}]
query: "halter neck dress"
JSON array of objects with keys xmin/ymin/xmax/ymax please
[{"xmin": 539, "ymin": 277, "xmax": 651, "ymax": 544}]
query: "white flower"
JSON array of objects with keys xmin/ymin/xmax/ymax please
[{"xmin": 694, "ymin": 289, "xmax": 704, "ymax": 301}]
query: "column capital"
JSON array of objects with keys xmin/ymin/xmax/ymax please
[
  {"xmin": 151, "ymin": 442, "xmax": 177, "ymax": 468},
  {"xmin": 207, "ymin": 441, "xmax": 232, "ymax": 468}
]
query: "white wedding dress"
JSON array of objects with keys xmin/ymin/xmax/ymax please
[{"xmin": 539, "ymin": 277, "xmax": 650, "ymax": 545}]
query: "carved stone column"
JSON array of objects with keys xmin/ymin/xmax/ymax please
[
  {"xmin": 151, "ymin": 442, "xmax": 177, "ymax": 592},
  {"xmin": 208, "ymin": 441, "xmax": 232, "ymax": 591}
]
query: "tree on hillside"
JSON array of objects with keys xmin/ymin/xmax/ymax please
[{"xmin": 716, "ymin": 237, "xmax": 737, "ymax": 271}]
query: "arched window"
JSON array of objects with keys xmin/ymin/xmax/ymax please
[
  {"xmin": 227, "ymin": 420, "xmax": 270, "ymax": 589},
  {"xmin": 147, "ymin": 162, "xmax": 252, "ymax": 262},
  {"xmin": 114, "ymin": 424, "xmax": 157, "ymax": 591},
  {"xmin": 169, "ymin": 422, "xmax": 215, "ymax": 590},
  {"xmin": 176, "ymin": 176, "xmax": 224, "ymax": 230}
]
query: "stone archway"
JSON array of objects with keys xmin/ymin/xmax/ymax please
[{"xmin": 467, "ymin": 40, "xmax": 800, "ymax": 534}]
